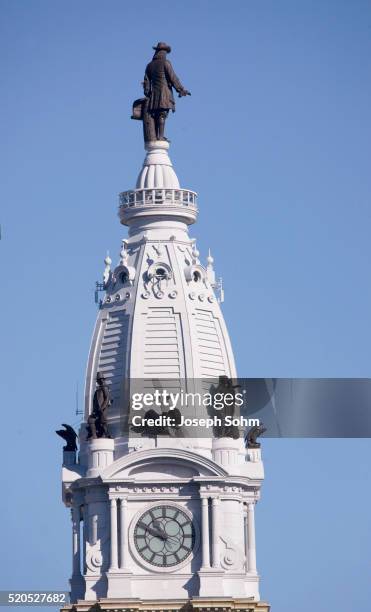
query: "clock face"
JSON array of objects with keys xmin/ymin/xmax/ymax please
[{"xmin": 134, "ymin": 505, "xmax": 195, "ymax": 567}]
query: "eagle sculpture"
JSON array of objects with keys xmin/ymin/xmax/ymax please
[{"xmin": 56, "ymin": 423, "xmax": 78, "ymax": 451}]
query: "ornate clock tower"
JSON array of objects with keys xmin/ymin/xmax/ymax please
[{"xmin": 59, "ymin": 43, "xmax": 270, "ymax": 612}]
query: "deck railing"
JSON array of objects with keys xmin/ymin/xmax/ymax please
[{"xmin": 119, "ymin": 188, "xmax": 198, "ymax": 210}]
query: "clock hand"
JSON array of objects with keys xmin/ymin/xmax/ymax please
[
  {"xmin": 153, "ymin": 520, "xmax": 181, "ymax": 541},
  {"xmin": 148, "ymin": 526, "xmax": 168, "ymax": 539},
  {"xmin": 137, "ymin": 521, "xmax": 167, "ymax": 540},
  {"xmin": 152, "ymin": 524, "xmax": 179, "ymax": 544},
  {"xmin": 152, "ymin": 520, "xmax": 169, "ymax": 539}
]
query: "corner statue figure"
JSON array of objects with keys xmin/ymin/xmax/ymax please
[
  {"xmin": 86, "ymin": 372, "xmax": 111, "ymax": 440},
  {"xmin": 211, "ymin": 375, "xmax": 241, "ymax": 439},
  {"xmin": 244, "ymin": 423, "xmax": 267, "ymax": 449},
  {"xmin": 56, "ymin": 424, "xmax": 78, "ymax": 451},
  {"xmin": 132, "ymin": 42, "xmax": 191, "ymax": 143}
]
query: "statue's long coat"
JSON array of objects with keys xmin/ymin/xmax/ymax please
[
  {"xmin": 93, "ymin": 384, "xmax": 110, "ymax": 419},
  {"xmin": 144, "ymin": 51, "xmax": 185, "ymax": 113}
]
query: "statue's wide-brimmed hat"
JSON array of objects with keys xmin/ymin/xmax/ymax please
[{"xmin": 153, "ymin": 42, "xmax": 171, "ymax": 53}]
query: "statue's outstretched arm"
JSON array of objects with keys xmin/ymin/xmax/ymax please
[{"xmin": 165, "ymin": 60, "xmax": 190, "ymax": 96}]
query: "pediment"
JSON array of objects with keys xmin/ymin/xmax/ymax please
[
  {"xmin": 129, "ymin": 461, "xmax": 198, "ymax": 479},
  {"xmin": 101, "ymin": 447, "xmax": 228, "ymax": 482}
]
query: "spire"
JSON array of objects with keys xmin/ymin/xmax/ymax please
[{"xmin": 206, "ymin": 248, "xmax": 216, "ymax": 286}]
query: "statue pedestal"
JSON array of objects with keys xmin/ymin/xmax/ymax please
[
  {"xmin": 62, "ymin": 450, "xmax": 76, "ymax": 466},
  {"xmin": 86, "ymin": 438, "xmax": 114, "ymax": 477},
  {"xmin": 247, "ymin": 447, "xmax": 262, "ymax": 463},
  {"xmin": 212, "ymin": 437, "xmax": 244, "ymax": 468}
]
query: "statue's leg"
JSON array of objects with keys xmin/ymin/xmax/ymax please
[
  {"xmin": 89, "ymin": 418, "xmax": 97, "ymax": 439},
  {"xmin": 157, "ymin": 110, "xmax": 168, "ymax": 141},
  {"xmin": 153, "ymin": 112, "xmax": 159, "ymax": 140},
  {"xmin": 101, "ymin": 419, "xmax": 111, "ymax": 438},
  {"xmin": 143, "ymin": 108, "xmax": 156, "ymax": 143}
]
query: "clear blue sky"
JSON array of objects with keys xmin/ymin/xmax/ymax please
[{"xmin": 1, "ymin": 1, "xmax": 370, "ymax": 611}]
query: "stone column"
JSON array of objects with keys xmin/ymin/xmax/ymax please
[
  {"xmin": 71, "ymin": 507, "xmax": 81, "ymax": 577},
  {"xmin": 91, "ymin": 513, "xmax": 98, "ymax": 545},
  {"xmin": 243, "ymin": 503, "xmax": 248, "ymax": 573},
  {"xmin": 211, "ymin": 497, "xmax": 220, "ymax": 568},
  {"xmin": 247, "ymin": 502, "xmax": 257, "ymax": 574},
  {"xmin": 201, "ymin": 497, "xmax": 210, "ymax": 569},
  {"xmin": 82, "ymin": 505, "xmax": 88, "ymax": 574},
  {"xmin": 119, "ymin": 498, "xmax": 129, "ymax": 569},
  {"xmin": 110, "ymin": 498, "xmax": 118, "ymax": 570}
]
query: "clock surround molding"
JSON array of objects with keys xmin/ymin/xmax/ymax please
[{"xmin": 128, "ymin": 499, "xmax": 201, "ymax": 573}]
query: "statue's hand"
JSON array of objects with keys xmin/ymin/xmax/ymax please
[{"xmin": 179, "ymin": 89, "xmax": 191, "ymax": 97}]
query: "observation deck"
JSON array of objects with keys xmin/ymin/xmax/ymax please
[{"xmin": 119, "ymin": 187, "xmax": 198, "ymax": 225}]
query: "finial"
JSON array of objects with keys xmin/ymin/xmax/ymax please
[
  {"xmin": 207, "ymin": 248, "xmax": 214, "ymax": 266},
  {"xmin": 120, "ymin": 239, "xmax": 129, "ymax": 266},
  {"xmin": 103, "ymin": 251, "xmax": 112, "ymax": 286},
  {"xmin": 206, "ymin": 248, "xmax": 216, "ymax": 286},
  {"xmin": 191, "ymin": 240, "xmax": 200, "ymax": 265}
]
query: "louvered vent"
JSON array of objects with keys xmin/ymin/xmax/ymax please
[
  {"xmin": 143, "ymin": 307, "xmax": 183, "ymax": 377},
  {"xmin": 195, "ymin": 309, "xmax": 227, "ymax": 377},
  {"xmin": 97, "ymin": 310, "xmax": 129, "ymax": 406}
]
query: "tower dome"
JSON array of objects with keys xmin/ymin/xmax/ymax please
[{"xmin": 83, "ymin": 140, "xmax": 237, "ymax": 444}]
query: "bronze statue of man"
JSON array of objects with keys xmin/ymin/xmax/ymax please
[
  {"xmin": 132, "ymin": 42, "xmax": 190, "ymax": 142},
  {"xmin": 87, "ymin": 372, "xmax": 111, "ymax": 439},
  {"xmin": 212, "ymin": 375, "xmax": 241, "ymax": 439}
]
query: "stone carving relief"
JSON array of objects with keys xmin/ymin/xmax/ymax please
[
  {"xmin": 223, "ymin": 485, "xmax": 242, "ymax": 493},
  {"xmin": 132, "ymin": 485, "xmax": 179, "ymax": 494},
  {"xmin": 86, "ymin": 540, "xmax": 103, "ymax": 573},
  {"xmin": 142, "ymin": 258, "xmax": 174, "ymax": 299},
  {"xmin": 219, "ymin": 535, "xmax": 245, "ymax": 572},
  {"xmin": 85, "ymin": 512, "xmax": 109, "ymax": 575}
]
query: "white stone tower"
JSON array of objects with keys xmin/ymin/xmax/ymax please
[{"xmin": 60, "ymin": 139, "xmax": 270, "ymax": 612}]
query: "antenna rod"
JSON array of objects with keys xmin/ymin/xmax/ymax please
[{"xmin": 75, "ymin": 381, "xmax": 79, "ymax": 416}]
